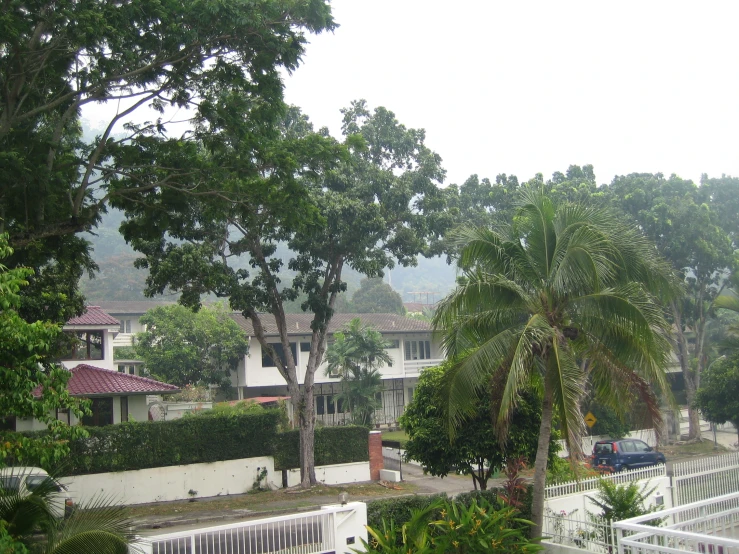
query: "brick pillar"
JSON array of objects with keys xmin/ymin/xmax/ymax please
[{"xmin": 368, "ymin": 430, "xmax": 383, "ymax": 480}]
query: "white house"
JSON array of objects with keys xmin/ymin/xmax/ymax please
[
  {"xmin": 6, "ymin": 307, "xmax": 180, "ymax": 433},
  {"xmin": 97, "ymin": 301, "xmax": 175, "ymax": 349},
  {"xmin": 229, "ymin": 313, "xmax": 443, "ymax": 427}
]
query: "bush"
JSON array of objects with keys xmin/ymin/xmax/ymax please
[
  {"xmin": 32, "ymin": 410, "xmax": 281, "ymax": 476},
  {"xmin": 274, "ymin": 426, "xmax": 369, "ymax": 470},
  {"xmin": 363, "ymin": 496, "xmax": 542, "ymax": 553}
]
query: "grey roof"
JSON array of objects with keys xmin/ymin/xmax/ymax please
[
  {"xmin": 98, "ymin": 301, "xmax": 177, "ymax": 315},
  {"xmin": 230, "ymin": 313, "xmax": 431, "ymax": 337}
]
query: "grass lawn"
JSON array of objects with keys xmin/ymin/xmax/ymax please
[
  {"xmin": 381, "ymin": 430, "xmax": 409, "ymax": 447},
  {"xmin": 124, "ymin": 481, "xmax": 417, "ymax": 520},
  {"xmin": 661, "ymin": 438, "xmax": 729, "ymax": 461}
]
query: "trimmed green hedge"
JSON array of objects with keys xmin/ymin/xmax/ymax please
[
  {"xmin": 58, "ymin": 410, "xmax": 282, "ymax": 476},
  {"xmin": 366, "ymin": 486, "xmax": 535, "ymax": 532},
  {"xmin": 274, "ymin": 426, "xmax": 369, "ymax": 470}
]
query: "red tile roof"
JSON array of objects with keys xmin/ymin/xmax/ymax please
[
  {"xmin": 66, "ymin": 306, "xmax": 121, "ymax": 327},
  {"xmin": 230, "ymin": 313, "xmax": 431, "ymax": 336},
  {"xmin": 36, "ymin": 364, "xmax": 180, "ymax": 396}
]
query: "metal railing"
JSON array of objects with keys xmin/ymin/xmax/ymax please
[
  {"xmin": 402, "ymin": 358, "xmax": 443, "ymax": 374},
  {"xmin": 614, "ymin": 491, "xmax": 739, "ymax": 554},
  {"xmin": 543, "ymin": 510, "xmax": 616, "ymax": 553},
  {"xmin": 136, "ymin": 503, "xmax": 366, "ymax": 554},
  {"xmin": 672, "ymin": 452, "xmax": 739, "ymax": 506},
  {"xmin": 546, "ymin": 465, "xmax": 667, "ymax": 499}
]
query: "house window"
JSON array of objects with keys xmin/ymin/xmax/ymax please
[
  {"xmin": 119, "ymin": 320, "xmax": 132, "ymax": 333},
  {"xmin": 120, "ymin": 397, "xmax": 129, "ymax": 423},
  {"xmin": 55, "ymin": 409, "xmax": 70, "ymax": 425},
  {"xmin": 0, "ymin": 417, "xmax": 16, "ymax": 432},
  {"xmin": 261, "ymin": 343, "xmax": 297, "ymax": 368},
  {"xmin": 69, "ymin": 331, "xmax": 104, "ymax": 360},
  {"xmin": 118, "ymin": 364, "xmax": 136, "ymax": 375},
  {"xmin": 300, "ymin": 342, "xmax": 311, "ymax": 352},
  {"xmin": 404, "ymin": 340, "xmax": 431, "ymax": 361},
  {"xmin": 316, "ymin": 396, "xmax": 325, "ymax": 415},
  {"xmin": 82, "ymin": 398, "xmax": 113, "ymax": 427},
  {"xmin": 388, "ymin": 340, "xmax": 400, "ymax": 348},
  {"xmin": 327, "ymin": 396, "xmax": 335, "ymax": 415},
  {"xmin": 408, "ymin": 387, "xmax": 415, "ymax": 402}
]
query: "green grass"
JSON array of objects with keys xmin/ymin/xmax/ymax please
[{"xmin": 381, "ymin": 430, "xmax": 409, "ymax": 448}]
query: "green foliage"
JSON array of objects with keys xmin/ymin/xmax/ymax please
[
  {"xmin": 326, "ymin": 319, "xmax": 391, "ymax": 426},
  {"xmin": 351, "ymin": 278, "xmax": 405, "ymax": 314},
  {"xmin": 400, "ymin": 362, "xmax": 555, "ymax": 491},
  {"xmin": 0, "ymin": 234, "xmax": 89, "ymax": 468},
  {"xmin": 0, "ymin": 520, "xmax": 27, "ymax": 554},
  {"xmin": 197, "ymin": 401, "xmax": 266, "ymax": 416},
  {"xmin": 434, "ymin": 188, "xmax": 676, "ymax": 536},
  {"xmin": 361, "ymin": 496, "xmax": 542, "ymax": 554},
  {"xmin": 586, "ymin": 402, "xmax": 631, "ymax": 439},
  {"xmin": 0, "ymin": 469, "xmax": 136, "ymax": 553},
  {"xmin": 26, "ymin": 411, "xmax": 281, "ymax": 476},
  {"xmin": 137, "ymin": 303, "xmax": 248, "ymax": 389},
  {"xmin": 694, "ymin": 354, "xmax": 739, "ymax": 432},
  {"xmin": 166, "ymin": 385, "xmax": 211, "ymax": 403},
  {"xmin": 273, "ymin": 426, "xmax": 369, "ymax": 470}
]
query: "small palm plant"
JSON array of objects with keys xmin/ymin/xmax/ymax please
[{"xmin": 0, "ymin": 469, "xmax": 140, "ymax": 553}]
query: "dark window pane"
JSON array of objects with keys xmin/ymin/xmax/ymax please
[
  {"xmin": 82, "ymin": 398, "xmax": 113, "ymax": 427},
  {"xmin": 404, "ymin": 341, "xmax": 411, "ymax": 360},
  {"xmin": 316, "ymin": 396, "xmax": 325, "ymax": 415},
  {"xmin": 425, "ymin": 341, "xmax": 431, "ymax": 359},
  {"xmin": 261, "ymin": 343, "xmax": 297, "ymax": 367},
  {"xmin": 327, "ymin": 396, "xmax": 335, "ymax": 415},
  {"xmin": 300, "ymin": 342, "xmax": 311, "ymax": 352},
  {"xmin": 337, "ymin": 398, "xmax": 345, "ymax": 414},
  {"xmin": 120, "ymin": 397, "xmax": 129, "ymax": 423}
]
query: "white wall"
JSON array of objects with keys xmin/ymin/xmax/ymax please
[
  {"xmin": 163, "ymin": 401, "xmax": 213, "ymax": 420},
  {"xmin": 284, "ymin": 461, "xmax": 370, "ymax": 488},
  {"xmin": 62, "ymin": 456, "xmax": 275, "ymax": 505}
]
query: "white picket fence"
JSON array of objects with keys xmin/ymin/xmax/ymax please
[
  {"xmin": 672, "ymin": 451, "xmax": 739, "ymax": 505},
  {"xmin": 545, "ymin": 464, "xmax": 667, "ymax": 499}
]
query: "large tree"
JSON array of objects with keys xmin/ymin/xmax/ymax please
[
  {"xmin": 0, "ymin": 234, "xmax": 87, "ymax": 468},
  {"xmin": 606, "ymin": 173, "xmax": 736, "ymax": 439},
  {"xmin": 116, "ymin": 102, "xmax": 448, "ymax": 486},
  {"xmin": 693, "ymin": 354, "xmax": 739, "ymax": 444},
  {"xmin": 400, "ymin": 360, "xmax": 553, "ymax": 491},
  {"xmin": 350, "ymin": 277, "xmax": 405, "ymax": 314},
  {"xmin": 136, "ymin": 303, "xmax": 248, "ymax": 389},
  {"xmin": 0, "ymin": 0, "xmax": 335, "ymax": 326},
  {"xmin": 434, "ymin": 189, "xmax": 676, "ymax": 538}
]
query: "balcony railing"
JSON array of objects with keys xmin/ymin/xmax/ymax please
[{"xmin": 402, "ymin": 358, "xmax": 443, "ymax": 374}]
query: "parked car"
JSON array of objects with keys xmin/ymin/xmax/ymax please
[
  {"xmin": 591, "ymin": 439, "xmax": 666, "ymax": 472},
  {"xmin": 0, "ymin": 466, "xmax": 74, "ymax": 518}
]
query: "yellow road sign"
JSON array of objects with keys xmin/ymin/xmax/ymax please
[{"xmin": 584, "ymin": 412, "xmax": 597, "ymax": 428}]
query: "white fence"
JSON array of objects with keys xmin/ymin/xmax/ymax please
[
  {"xmin": 671, "ymin": 451, "xmax": 739, "ymax": 505},
  {"xmin": 543, "ymin": 512, "xmax": 615, "ymax": 554},
  {"xmin": 546, "ymin": 464, "xmax": 667, "ymax": 499},
  {"xmin": 614, "ymin": 491, "xmax": 739, "ymax": 554},
  {"xmin": 136, "ymin": 502, "xmax": 368, "ymax": 554}
]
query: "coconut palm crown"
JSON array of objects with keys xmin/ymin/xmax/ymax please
[{"xmin": 433, "ymin": 188, "xmax": 678, "ymax": 538}]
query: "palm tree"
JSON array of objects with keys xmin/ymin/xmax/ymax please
[
  {"xmin": 325, "ymin": 318, "xmax": 392, "ymax": 426},
  {"xmin": 433, "ymin": 189, "xmax": 677, "ymax": 538},
  {"xmin": 713, "ymin": 272, "xmax": 739, "ymax": 352},
  {"xmin": 0, "ymin": 469, "xmax": 139, "ymax": 553}
]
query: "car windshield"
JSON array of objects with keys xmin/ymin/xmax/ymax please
[
  {"xmin": 0, "ymin": 477, "xmax": 21, "ymax": 493},
  {"xmin": 594, "ymin": 443, "xmax": 613, "ymax": 455},
  {"xmin": 26, "ymin": 475, "xmax": 60, "ymax": 492}
]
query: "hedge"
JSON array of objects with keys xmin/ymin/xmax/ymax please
[
  {"xmin": 18, "ymin": 413, "xmax": 369, "ymax": 476},
  {"xmin": 366, "ymin": 485, "xmax": 535, "ymax": 532},
  {"xmin": 53, "ymin": 410, "xmax": 281, "ymax": 476},
  {"xmin": 274, "ymin": 425, "xmax": 369, "ymax": 470}
]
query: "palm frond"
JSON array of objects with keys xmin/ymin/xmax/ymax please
[
  {"xmin": 714, "ymin": 294, "xmax": 739, "ymax": 313},
  {"xmin": 547, "ymin": 338, "xmax": 585, "ymax": 458}
]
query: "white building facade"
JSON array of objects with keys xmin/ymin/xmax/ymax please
[{"xmin": 230, "ymin": 313, "xmax": 444, "ymax": 428}]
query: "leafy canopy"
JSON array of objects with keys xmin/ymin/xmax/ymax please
[{"xmin": 136, "ymin": 303, "xmax": 249, "ymax": 389}]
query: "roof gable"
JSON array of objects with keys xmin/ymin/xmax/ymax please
[
  {"xmin": 66, "ymin": 306, "xmax": 121, "ymax": 327},
  {"xmin": 36, "ymin": 365, "xmax": 180, "ymax": 397}
]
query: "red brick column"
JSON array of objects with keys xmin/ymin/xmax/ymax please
[{"xmin": 368, "ymin": 430, "xmax": 383, "ymax": 480}]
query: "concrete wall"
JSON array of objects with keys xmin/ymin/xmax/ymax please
[
  {"xmin": 163, "ymin": 401, "xmax": 213, "ymax": 420},
  {"xmin": 61, "ymin": 456, "xmax": 275, "ymax": 505},
  {"xmin": 61, "ymin": 458, "xmax": 371, "ymax": 505},
  {"xmin": 284, "ymin": 462, "xmax": 370, "ymax": 488}
]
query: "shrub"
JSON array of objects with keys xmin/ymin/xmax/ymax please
[{"xmin": 361, "ymin": 496, "xmax": 542, "ymax": 553}]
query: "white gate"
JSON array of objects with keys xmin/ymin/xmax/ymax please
[
  {"xmin": 135, "ymin": 502, "xmax": 367, "ymax": 554},
  {"xmin": 671, "ymin": 451, "xmax": 739, "ymax": 506}
]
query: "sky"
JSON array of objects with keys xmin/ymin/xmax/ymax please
[{"xmin": 279, "ymin": 1, "xmax": 739, "ymax": 188}]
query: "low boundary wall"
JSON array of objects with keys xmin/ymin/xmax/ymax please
[{"xmin": 62, "ymin": 457, "xmax": 370, "ymax": 505}]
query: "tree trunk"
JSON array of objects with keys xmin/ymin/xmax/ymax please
[
  {"xmin": 672, "ymin": 303, "xmax": 701, "ymax": 441},
  {"xmin": 530, "ymin": 380, "xmax": 555, "ymax": 540},
  {"xmin": 299, "ymin": 388, "xmax": 317, "ymax": 487}
]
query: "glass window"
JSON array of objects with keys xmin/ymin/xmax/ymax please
[
  {"xmin": 633, "ymin": 440, "xmax": 650, "ymax": 452},
  {"xmin": 337, "ymin": 398, "xmax": 345, "ymax": 414},
  {"xmin": 621, "ymin": 441, "xmax": 636, "ymax": 453},
  {"xmin": 82, "ymin": 398, "xmax": 114, "ymax": 427},
  {"xmin": 300, "ymin": 342, "xmax": 311, "ymax": 352},
  {"xmin": 69, "ymin": 331, "xmax": 104, "ymax": 360},
  {"xmin": 425, "ymin": 341, "xmax": 431, "ymax": 359},
  {"xmin": 327, "ymin": 396, "xmax": 335, "ymax": 415},
  {"xmin": 261, "ymin": 343, "xmax": 297, "ymax": 367},
  {"xmin": 0, "ymin": 477, "xmax": 20, "ymax": 492},
  {"xmin": 404, "ymin": 341, "xmax": 411, "ymax": 360},
  {"xmin": 26, "ymin": 476, "xmax": 61, "ymax": 492},
  {"xmin": 407, "ymin": 387, "xmax": 415, "ymax": 401},
  {"xmin": 120, "ymin": 397, "xmax": 129, "ymax": 423},
  {"xmin": 315, "ymin": 396, "xmax": 325, "ymax": 415}
]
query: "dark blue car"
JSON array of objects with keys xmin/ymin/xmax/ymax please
[{"xmin": 591, "ymin": 439, "xmax": 665, "ymax": 472}]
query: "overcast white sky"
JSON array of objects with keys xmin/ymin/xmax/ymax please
[{"xmin": 281, "ymin": 0, "xmax": 739, "ymax": 187}]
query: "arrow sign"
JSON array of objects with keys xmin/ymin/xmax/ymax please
[{"xmin": 584, "ymin": 412, "xmax": 597, "ymax": 428}]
